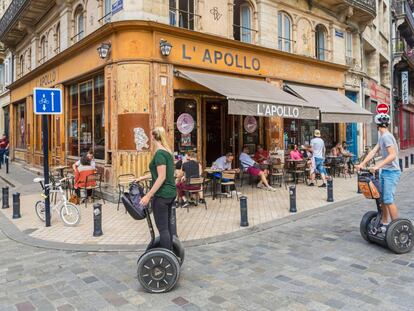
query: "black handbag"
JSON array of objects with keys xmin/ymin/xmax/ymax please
[{"xmin": 121, "ymin": 182, "xmax": 147, "ymax": 220}]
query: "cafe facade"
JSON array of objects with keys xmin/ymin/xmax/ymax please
[{"xmin": 7, "ymin": 21, "xmax": 371, "ymax": 188}]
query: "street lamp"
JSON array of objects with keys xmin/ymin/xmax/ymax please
[
  {"xmin": 97, "ymin": 42, "xmax": 111, "ymax": 59},
  {"xmin": 160, "ymin": 39, "xmax": 173, "ymax": 56}
]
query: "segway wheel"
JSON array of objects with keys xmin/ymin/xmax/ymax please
[
  {"xmin": 137, "ymin": 248, "xmax": 180, "ymax": 293},
  {"xmin": 146, "ymin": 236, "xmax": 185, "ymax": 266},
  {"xmin": 360, "ymin": 211, "xmax": 378, "ymax": 242},
  {"xmin": 386, "ymin": 219, "xmax": 414, "ymax": 254}
]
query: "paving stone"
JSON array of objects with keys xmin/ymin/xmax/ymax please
[
  {"xmin": 15, "ymin": 302, "xmax": 36, "ymax": 311},
  {"xmin": 172, "ymin": 296, "xmax": 189, "ymax": 306},
  {"xmin": 392, "ymin": 259, "xmax": 409, "ymax": 266},
  {"xmin": 350, "ymin": 263, "xmax": 367, "ymax": 270},
  {"xmin": 82, "ymin": 276, "xmax": 99, "ymax": 284},
  {"xmin": 208, "ymin": 295, "xmax": 226, "ymax": 304}
]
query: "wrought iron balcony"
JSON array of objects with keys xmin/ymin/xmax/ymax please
[
  {"xmin": 393, "ymin": 0, "xmax": 414, "ymax": 47},
  {"xmin": 346, "ymin": 0, "xmax": 376, "ymax": 17},
  {"xmin": 0, "ymin": 0, "xmax": 52, "ymax": 47}
]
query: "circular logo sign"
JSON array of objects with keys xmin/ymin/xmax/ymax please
[
  {"xmin": 244, "ymin": 116, "xmax": 257, "ymax": 133},
  {"xmin": 177, "ymin": 113, "xmax": 195, "ymax": 135},
  {"xmin": 376, "ymin": 103, "xmax": 389, "ymax": 114}
]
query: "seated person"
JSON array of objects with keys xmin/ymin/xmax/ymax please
[
  {"xmin": 74, "ymin": 154, "xmax": 96, "ymax": 200},
  {"xmin": 290, "ymin": 144, "xmax": 303, "ymax": 160},
  {"xmin": 73, "ymin": 148, "xmax": 96, "ymax": 171},
  {"xmin": 330, "ymin": 142, "xmax": 340, "ymax": 157},
  {"xmin": 239, "ymin": 146, "xmax": 275, "ymax": 191},
  {"xmin": 254, "ymin": 145, "xmax": 270, "ymax": 164},
  {"xmin": 176, "ymin": 152, "xmax": 205, "ymax": 208}
]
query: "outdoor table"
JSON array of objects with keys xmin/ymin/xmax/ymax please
[
  {"xmin": 52, "ymin": 165, "xmax": 69, "ymax": 178},
  {"xmin": 205, "ymin": 168, "xmax": 222, "ymax": 200},
  {"xmin": 286, "ymin": 159, "xmax": 306, "ymax": 183}
]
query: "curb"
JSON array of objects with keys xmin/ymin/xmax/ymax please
[{"xmin": 0, "ymin": 195, "xmax": 365, "ymax": 253}]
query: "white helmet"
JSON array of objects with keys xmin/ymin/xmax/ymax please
[{"xmin": 374, "ymin": 113, "xmax": 390, "ymax": 127}]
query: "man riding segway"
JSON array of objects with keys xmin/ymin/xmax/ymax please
[{"xmin": 356, "ymin": 113, "xmax": 413, "ymax": 253}]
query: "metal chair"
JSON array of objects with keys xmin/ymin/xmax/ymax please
[
  {"xmin": 218, "ymin": 171, "xmax": 239, "ymax": 202},
  {"xmin": 270, "ymin": 163, "xmax": 284, "ymax": 187},
  {"xmin": 83, "ymin": 172, "xmax": 105, "ymax": 208},
  {"xmin": 117, "ymin": 174, "xmax": 136, "ymax": 211},
  {"xmin": 293, "ymin": 160, "xmax": 307, "ymax": 184},
  {"xmin": 183, "ymin": 177, "xmax": 207, "ymax": 212}
]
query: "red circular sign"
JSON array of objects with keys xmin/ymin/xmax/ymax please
[{"xmin": 376, "ymin": 103, "xmax": 389, "ymax": 114}]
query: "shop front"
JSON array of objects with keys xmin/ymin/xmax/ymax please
[{"xmin": 8, "ymin": 21, "xmax": 370, "ymax": 189}]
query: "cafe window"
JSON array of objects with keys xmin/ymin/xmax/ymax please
[
  {"xmin": 15, "ymin": 102, "xmax": 26, "ymax": 149},
  {"xmin": 68, "ymin": 74, "xmax": 105, "ymax": 159},
  {"xmin": 174, "ymin": 98, "xmax": 197, "ymax": 155},
  {"xmin": 278, "ymin": 11, "xmax": 292, "ymax": 52},
  {"xmin": 234, "ymin": 0, "xmax": 254, "ymax": 43},
  {"xmin": 169, "ymin": 0, "xmax": 195, "ymax": 30}
]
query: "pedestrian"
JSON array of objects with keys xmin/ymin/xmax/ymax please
[
  {"xmin": 136, "ymin": 127, "xmax": 177, "ymax": 251},
  {"xmin": 308, "ymin": 129, "xmax": 327, "ymax": 187},
  {"xmin": 0, "ymin": 133, "xmax": 9, "ymax": 165}
]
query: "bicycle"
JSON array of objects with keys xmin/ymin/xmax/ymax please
[{"xmin": 34, "ymin": 177, "xmax": 81, "ymax": 226}]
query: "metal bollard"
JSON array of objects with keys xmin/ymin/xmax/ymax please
[
  {"xmin": 289, "ymin": 185, "xmax": 297, "ymax": 213},
  {"xmin": 12, "ymin": 193, "xmax": 21, "ymax": 219},
  {"xmin": 170, "ymin": 203, "xmax": 178, "ymax": 236},
  {"xmin": 5, "ymin": 156, "xmax": 9, "ymax": 174},
  {"xmin": 0, "ymin": 159, "xmax": 2, "ymax": 169},
  {"xmin": 405, "ymin": 156, "xmax": 409, "ymax": 169},
  {"xmin": 93, "ymin": 203, "xmax": 103, "ymax": 237},
  {"xmin": 411, "ymin": 154, "xmax": 414, "ymax": 165},
  {"xmin": 399, "ymin": 158, "xmax": 403, "ymax": 172},
  {"xmin": 240, "ymin": 196, "xmax": 249, "ymax": 227},
  {"xmin": 327, "ymin": 177, "xmax": 334, "ymax": 202},
  {"xmin": 2, "ymin": 187, "xmax": 9, "ymax": 209},
  {"xmin": 357, "ymin": 174, "xmax": 361, "ymax": 194}
]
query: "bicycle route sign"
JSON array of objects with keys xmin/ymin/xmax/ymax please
[
  {"xmin": 376, "ymin": 103, "xmax": 389, "ymax": 114},
  {"xmin": 33, "ymin": 88, "xmax": 62, "ymax": 115}
]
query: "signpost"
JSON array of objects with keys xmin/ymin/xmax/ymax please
[
  {"xmin": 376, "ymin": 103, "xmax": 390, "ymax": 114},
  {"xmin": 33, "ymin": 88, "xmax": 62, "ymax": 227}
]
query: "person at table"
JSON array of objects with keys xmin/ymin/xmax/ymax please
[
  {"xmin": 254, "ymin": 145, "xmax": 270, "ymax": 164},
  {"xmin": 74, "ymin": 153, "xmax": 96, "ymax": 200},
  {"xmin": 239, "ymin": 146, "xmax": 276, "ymax": 191},
  {"xmin": 73, "ymin": 148, "xmax": 96, "ymax": 172},
  {"xmin": 330, "ymin": 142, "xmax": 341, "ymax": 157},
  {"xmin": 290, "ymin": 144, "xmax": 303, "ymax": 160},
  {"xmin": 0, "ymin": 133, "xmax": 9, "ymax": 165},
  {"xmin": 211, "ymin": 153, "xmax": 240, "ymax": 197},
  {"xmin": 308, "ymin": 130, "xmax": 327, "ymax": 187},
  {"xmin": 175, "ymin": 152, "xmax": 205, "ymax": 208}
]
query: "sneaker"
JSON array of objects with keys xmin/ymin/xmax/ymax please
[
  {"xmin": 199, "ymin": 198, "xmax": 206, "ymax": 204},
  {"xmin": 318, "ymin": 183, "xmax": 327, "ymax": 188},
  {"xmin": 308, "ymin": 183, "xmax": 315, "ymax": 187},
  {"xmin": 257, "ymin": 183, "xmax": 264, "ymax": 189},
  {"xmin": 181, "ymin": 201, "xmax": 189, "ymax": 209},
  {"xmin": 226, "ymin": 193, "xmax": 232, "ymax": 198},
  {"xmin": 267, "ymin": 186, "xmax": 277, "ymax": 191}
]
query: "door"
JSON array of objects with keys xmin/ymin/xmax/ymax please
[
  {"xmin": 345, "ymin": 91, "xmax": 358, "ymax": 158},
  {"xmin": 205, "ymin": 101, "xmax": 224, "ymax": 166}
]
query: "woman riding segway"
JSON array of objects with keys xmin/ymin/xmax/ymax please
[
  {"xmin": 356, "ymin": 113, "xmax": 413, "ymax": 254},
  {"xmin": 123, "ymin": 126, "xmax": 184, "ymax": 293}
]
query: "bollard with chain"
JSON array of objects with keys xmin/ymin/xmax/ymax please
[
  {"xmin": 93, "ymin": 203, "xmax": 103, "ymax": 237},
  {"xmin": 327, "ymin": 177, "xmax": 334, "ymax": 202},
  {"xmin": 2, "ymin": 187, "xmax": 9, "ymax": 209},
  {"xmin": 289, "ymin": 185, "xmax": 297, "ymax": 213},
  {"xmin": 240, "ymin": 196, "xmax": 249, "ymax": 227},
  {"xmin": 405, "ymin": 156, "xmax": 409, "ymax": 169},
  {"xmin": 170, "ymin": 203, "xmax": 178, "ymax": 236},
  {"xmin": 12, "ymin": 193, "xmax": 21, "ymax": 219},
  {"xmin": 399, "ymin": 158, "xmax": 403, "ymax": 172}
]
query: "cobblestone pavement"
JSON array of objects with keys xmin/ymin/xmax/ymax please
[{"xmin": 1, "ymin": 170, "xmax": 414, "ymax": 310}]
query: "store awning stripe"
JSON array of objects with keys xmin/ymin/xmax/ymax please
[
  {"xmin": 285, "ymin": 84, "xmax": 373, "ymax": 123},
  {"xmin": 176, "ymin": 70, "xmax": 320, "ymax": 120}
]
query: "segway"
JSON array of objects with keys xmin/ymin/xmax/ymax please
[
  {"xmin": 358, "ymin": 169, "xmax": 414, "ymax": 254},
  {"xmin": 121, "ymin": 182, "xmax": 184, "ymax": 293}
]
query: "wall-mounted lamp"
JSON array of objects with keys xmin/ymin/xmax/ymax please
[
  {"xmin": 160, "ymin": 39, "xmax": 173, "ymax": 56},
  {"xmin": 97, "ymin": 42, "xmax": 111, "ymax": 59}
]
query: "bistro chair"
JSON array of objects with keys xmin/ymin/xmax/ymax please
[
  {"xmin": 218, "ymin": 171, "xmax": 239, "ymax": 202},
  {"xmin": 270, "ymin": 163, "xmax": 284, "ymax": 188},
  {"xmin": 183, "ymin": 177, "xmax": 207, "ymax": 212},
  {"xmin": 201, "ymin": 170, "xmax": 214, "ymax": 198},
  {"xmin": 293, "ymin": 160, "xmax": 307, "ymax": 184},
  {"xmin": 82, "ymin": 172, "xmax": 105, "ymax": 209},
  {"xmin": 117, "ymin": 173, "xmax": 136, "ymax": 212}
]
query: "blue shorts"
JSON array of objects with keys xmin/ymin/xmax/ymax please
[
  {"xmin": 380, "ymin": 169, "xmax": 400, "ymax": 204},
  {"xmin": 314, "ymin": 157, "xmax": 327, "ymax": 175}
]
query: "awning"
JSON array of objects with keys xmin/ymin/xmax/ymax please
[
  {"xmin": 175, "ymin": 70, "xmax": 320, "ymax": 120},
  {"xmin": 285, "ymin": 84, "xmax": 373, "ymax": 123}
]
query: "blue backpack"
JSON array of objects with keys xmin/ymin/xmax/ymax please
[{"xmin": 121, "ymin": 182, "xmax": 147, "ymax": 220}]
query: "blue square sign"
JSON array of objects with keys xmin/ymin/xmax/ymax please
[{"xmin": 33, "ymin": 87, "xmax": 62, "ymax": 115}]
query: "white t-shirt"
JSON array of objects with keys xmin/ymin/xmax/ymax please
[
  {"xmin": 311, "ymin": 137, "xmax": 325, "ymax": 159},
  {"xmin": 213, "ymin": 156, "xmax": 232, "ymax": 170}
]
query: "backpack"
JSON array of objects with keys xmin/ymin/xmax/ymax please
[{"xmin": 121, "ymin": 182, "xmax": 147, "ymax": 220}]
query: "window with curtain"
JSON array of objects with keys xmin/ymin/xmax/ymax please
[
  {"xmin": 315, "ymin": 25, "xmax": 326, "ymax": 61},
  {"xmin": 68, "ymin": 74, "xmax": 105, "ymax": 160},
  {"xmin": 240, "ymin": 4, "xmax": 252, "ymax": 43},
  {"xmin": 169, "ymin": 0, "xmax": 195, "ymax": 30},
  {"xmin": 15, "ymin": 102, "xmax": 26, "ymax": 149},
  {"xmin": 75, "ymin": 6, "xmax": 84, "ymax": 41},
  {"xmin": 278, "ymin": 12, "xmax": 292, "ymax": 52}
]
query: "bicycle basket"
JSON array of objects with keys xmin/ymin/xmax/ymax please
[
  {"xmin": 358, "ymin": 175, "xmax": 381, "ymax": 200},
  {"xmin": 121, "ymin": 182, "xmax": 147, "ymax": 220}
]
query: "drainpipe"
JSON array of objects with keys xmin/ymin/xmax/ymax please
[{"xmin": 389, "ymin": 4, "xmax": 395, "ymax": 136}]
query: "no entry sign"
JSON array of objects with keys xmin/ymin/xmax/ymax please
[{"xmin": 376, "ymin": 103, "xmax": 389, "ymax": 114}]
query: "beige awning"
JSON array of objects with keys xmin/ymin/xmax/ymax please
[
  {"xmin": 285, "ymin": 84, "xmax": 373, "ymax": 123},
  {"xmin": 175, "ymin": 70, "xmax": 320, "ymax": 120}
]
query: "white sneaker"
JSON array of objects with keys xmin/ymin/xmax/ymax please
[
  {"xmin": 257, "ymin": 183, "xmax": 264, "ymax": 189},
  {"xmin": 267, "ymin": 186, "xmax": 277, "ymax": 191}
]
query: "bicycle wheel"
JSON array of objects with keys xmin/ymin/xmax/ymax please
[
  {"xmin": 35, "ymin": 200, "xmax": 46, "ymax": 222},
  {"xmin": 60, "ymin": 203, "xmax": 81, "ymax": 226}
]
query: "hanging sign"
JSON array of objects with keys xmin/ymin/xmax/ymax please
[
  {"xmin": 402, "ymin": 71, "xmax": 409, "ymax": 105},
  {"xmin": 177, "ymin": 113, "xmax": 194, "ymax": 134},
  {"xmin": 244, "ymin": 116, "xmax": 257, "ymax": 133}
]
